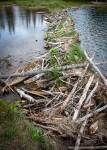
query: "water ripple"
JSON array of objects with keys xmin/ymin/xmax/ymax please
[{"xmin": 68, "ymin": 6, "xmax": 107, "ymax": 74}]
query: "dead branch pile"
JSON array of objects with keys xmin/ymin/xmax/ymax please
[{"xmin": 0, "ymin": 11, "xmax": 107, "ymax": 150}]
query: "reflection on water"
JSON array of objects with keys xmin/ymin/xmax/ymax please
[
  {"xmin": 0, "ymin": 6, "xmax": 48, "ymax": 74},
  {"xmin": 68, "ymin": 6, "xmax": 107, "ymax": 74}
]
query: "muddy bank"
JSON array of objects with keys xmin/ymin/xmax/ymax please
[{"xmin": 0, "ymin": 9, "xmax": 107, "ymax": 150}]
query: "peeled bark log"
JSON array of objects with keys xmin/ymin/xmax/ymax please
[
  {"xmin": 24, "ymin": 73, "xmax": 44, "ymax": 84},
  {"xmin": 72, "ymin": 75, "xmax": 94, "ymax": 121},
  {"xmin": 0, "ymin": 64, "xmax": 86, "ymax": 79},
  {"xmin": 15, "ymin": 88, "xmax": 36, "ymax": 102},
  {"xmin": 84, "ymin": 51, "xmax": 107, "ymax": 88}
]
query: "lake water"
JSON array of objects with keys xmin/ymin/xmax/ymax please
[
  {"xmin": 0, "ymin": 6, "xmax": 48, "ymax": 74},
  {"xmin": 68, "ymin": 6, "xmax": 107, "ymax": 74}
]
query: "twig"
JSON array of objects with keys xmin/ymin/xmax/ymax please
[
  {"xmin": 42, "ymin": 90, "xmax": 67, "ymax": 96},
  {"xmin": 68, "ymin": 146, "xmax": 107, "ymax": 149},
  {"xmin": 2, "ymin": 76, "xmax": 29, "ymax": 92},
  {"xmin": 33, "ymin": 122, "xmax": 62, "ymax": 134},
  {"xmin": 34, "ymin": 52, "xmax": 49, "ymax": 60},
  {"xmin": 95, "ymin": 61, "xmax": 107, "ymax": 66},
  {"xmin": 46, "ymin": 95, "xmax": 57, "ymax": 107},
  {"xmin": 60, "ymin": 81, "xmax": 79, "ymax": 111},
  {"xmin": 42, "ymin": 59, "xmax": 44, "ymax": 69},
  {"xmin": 54, "ymin": 55, "xmax": 61, "ymax": 66},
  {"xmin": 0, "ymin": 78, "xmax": 15, "ymax": 93},
  {"xmin": 76, "ymin": 104, "xmax": 107, "ymax": 123},
  {"xmin": 21, "ymin": 88, "xmax": 47, "ymax": 99},
  {"xmin": 85, "ymin": 82, "xmax": 98, "ymax": 105}
]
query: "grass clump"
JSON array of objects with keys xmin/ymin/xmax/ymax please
[
  {"xmin": 68, "ymin": 44, "xmax": 85, "ymax": 63},
  {"xmin": 0, "ymin": 100, "xmax": 49, "ymax": 150},
  {"xmin": 45, "ymin": 33, "xmax": 54, "ymax": 42},
  {"xmin": 56, "ymin": 29, "xmax": 76, "ymax": 38},
  {"xmin": 44, "ymin": 67, "xmax": 64, "ymax": 87},
  {"xmin": 48, "ymin": 48, "xmax": 59, "ymax": 67},
  {"xmin": 50, "ymin": 48, "xmax": 58, "ymax": 56},
  {"xmin": 62, "ymin": 44, "xmax": 85, "ymax": 65},
  {"xmin": 27, "ymin": 123, "xmax": 47, "ymax": 148}
]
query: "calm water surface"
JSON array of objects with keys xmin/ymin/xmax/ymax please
[
  {"xmin": 0, "ymin": 6, "xmax": 48, "ymax": 74},
  {"xmin": 68, "ymin": 6, "xmax": 107, "ymax": 74}
]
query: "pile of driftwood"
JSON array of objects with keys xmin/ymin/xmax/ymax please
[{"xmin": 0, "ymin": 11, "xmax": 107, "ymax": 150}]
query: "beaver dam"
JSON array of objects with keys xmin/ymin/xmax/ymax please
[{"xmin": 0, "ymin": 9, "xmax": 107, "ymax": 150}]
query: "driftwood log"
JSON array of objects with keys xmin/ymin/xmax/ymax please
[
  {"xmin": 84, "ymin": 51, "xmax": 107, "ymax": 88},
  {"xmin": 72, "ymin": 75, "xmax": 94, "ymax": 121},
  {"xmin": 15, "ymin": 88, "xmax": 36, "ymax": 102},
  {"xmin": 0, "ymin": 64, "xmax": 86, "ymax": 79}
]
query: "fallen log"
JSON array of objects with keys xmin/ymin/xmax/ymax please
[
  {"xmin": 0, "ymin": 63, "xmax": 86, "ymax": 79},
  {"xmin": 84, "ymin": 51, "xmax": 107, "ymax": 88},
  {"xmin": 15, "ymin": 88, "xmax": 36, "ymax": 102},
  {"xmin": 24, "ymin": 73, "xmax": 44, "ymax": 84},
  {"xmin": 72, "ymin": 75, "xmax": 94, "ymax": 121}
]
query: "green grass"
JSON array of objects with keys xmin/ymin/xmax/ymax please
[
  {"xmin": 67, "ymin": 44, "xmax": 86, "ymax": 64},
  {"xmin": 56, "ymin": 29, "xmax": 76, "ymax": 38},
  {"xmin": 45, "ymin": 33, "xmax": 55, "ymax": 42},
  {"xmin": 48, "ymin": 48, "xmax": 59, "ymax": 67},
  {"xmin": 0, "ymin": 100, "xmax": 50, "ymax": 150},
  {"xmin": 0, "ymin": 0, "xmax": 90, "ymax": 13}
]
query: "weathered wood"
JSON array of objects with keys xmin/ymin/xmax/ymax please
[
  {"xmin": 24, "ymin": 73, "xmax": 44, "ymax": 84},
  {"xmin": 74, "ymin": 82, "xmax": 98, "ymax": 150},
  {"xmin": 85, "ymin": 81, "xmax": 98, "ymax": 105},
  {"xmin": 72, "ymin": 75, "xmax": 94, "ymax": 121},
  {"xmin": 2, "ymin": 76, "xmax": 29, "ymax": 92},
  {"xmin": 0, "ymin": 78, "xmax": 15, "ymax": 93},
  {"xmin": 60, "ymin": 81, "xmax": 79, "ymax": 111},
  {"xmin": 48, "ymin": 41, "xmax": 64, "ymax": 45},
  {"xmin": 33, "ymin": 122, "xmax": 62, "ymax": 134},
  {"xmin": 76, "ymin": 104, "xmax": 107, "ymax": 123},
  {"xmin": 0, "ymin": 63, "xmax": 86, "ymax": 79},
  {"xmin": 15, "ymin": 88, "xmax": 36, "ymax": 102},
  {"xmin": 21, "ymin": 88, "xmax": 47, "ymax": 99},
  {"xmin": 84, "ymin": 51, "xmax": 107, "ymax": 88}
]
